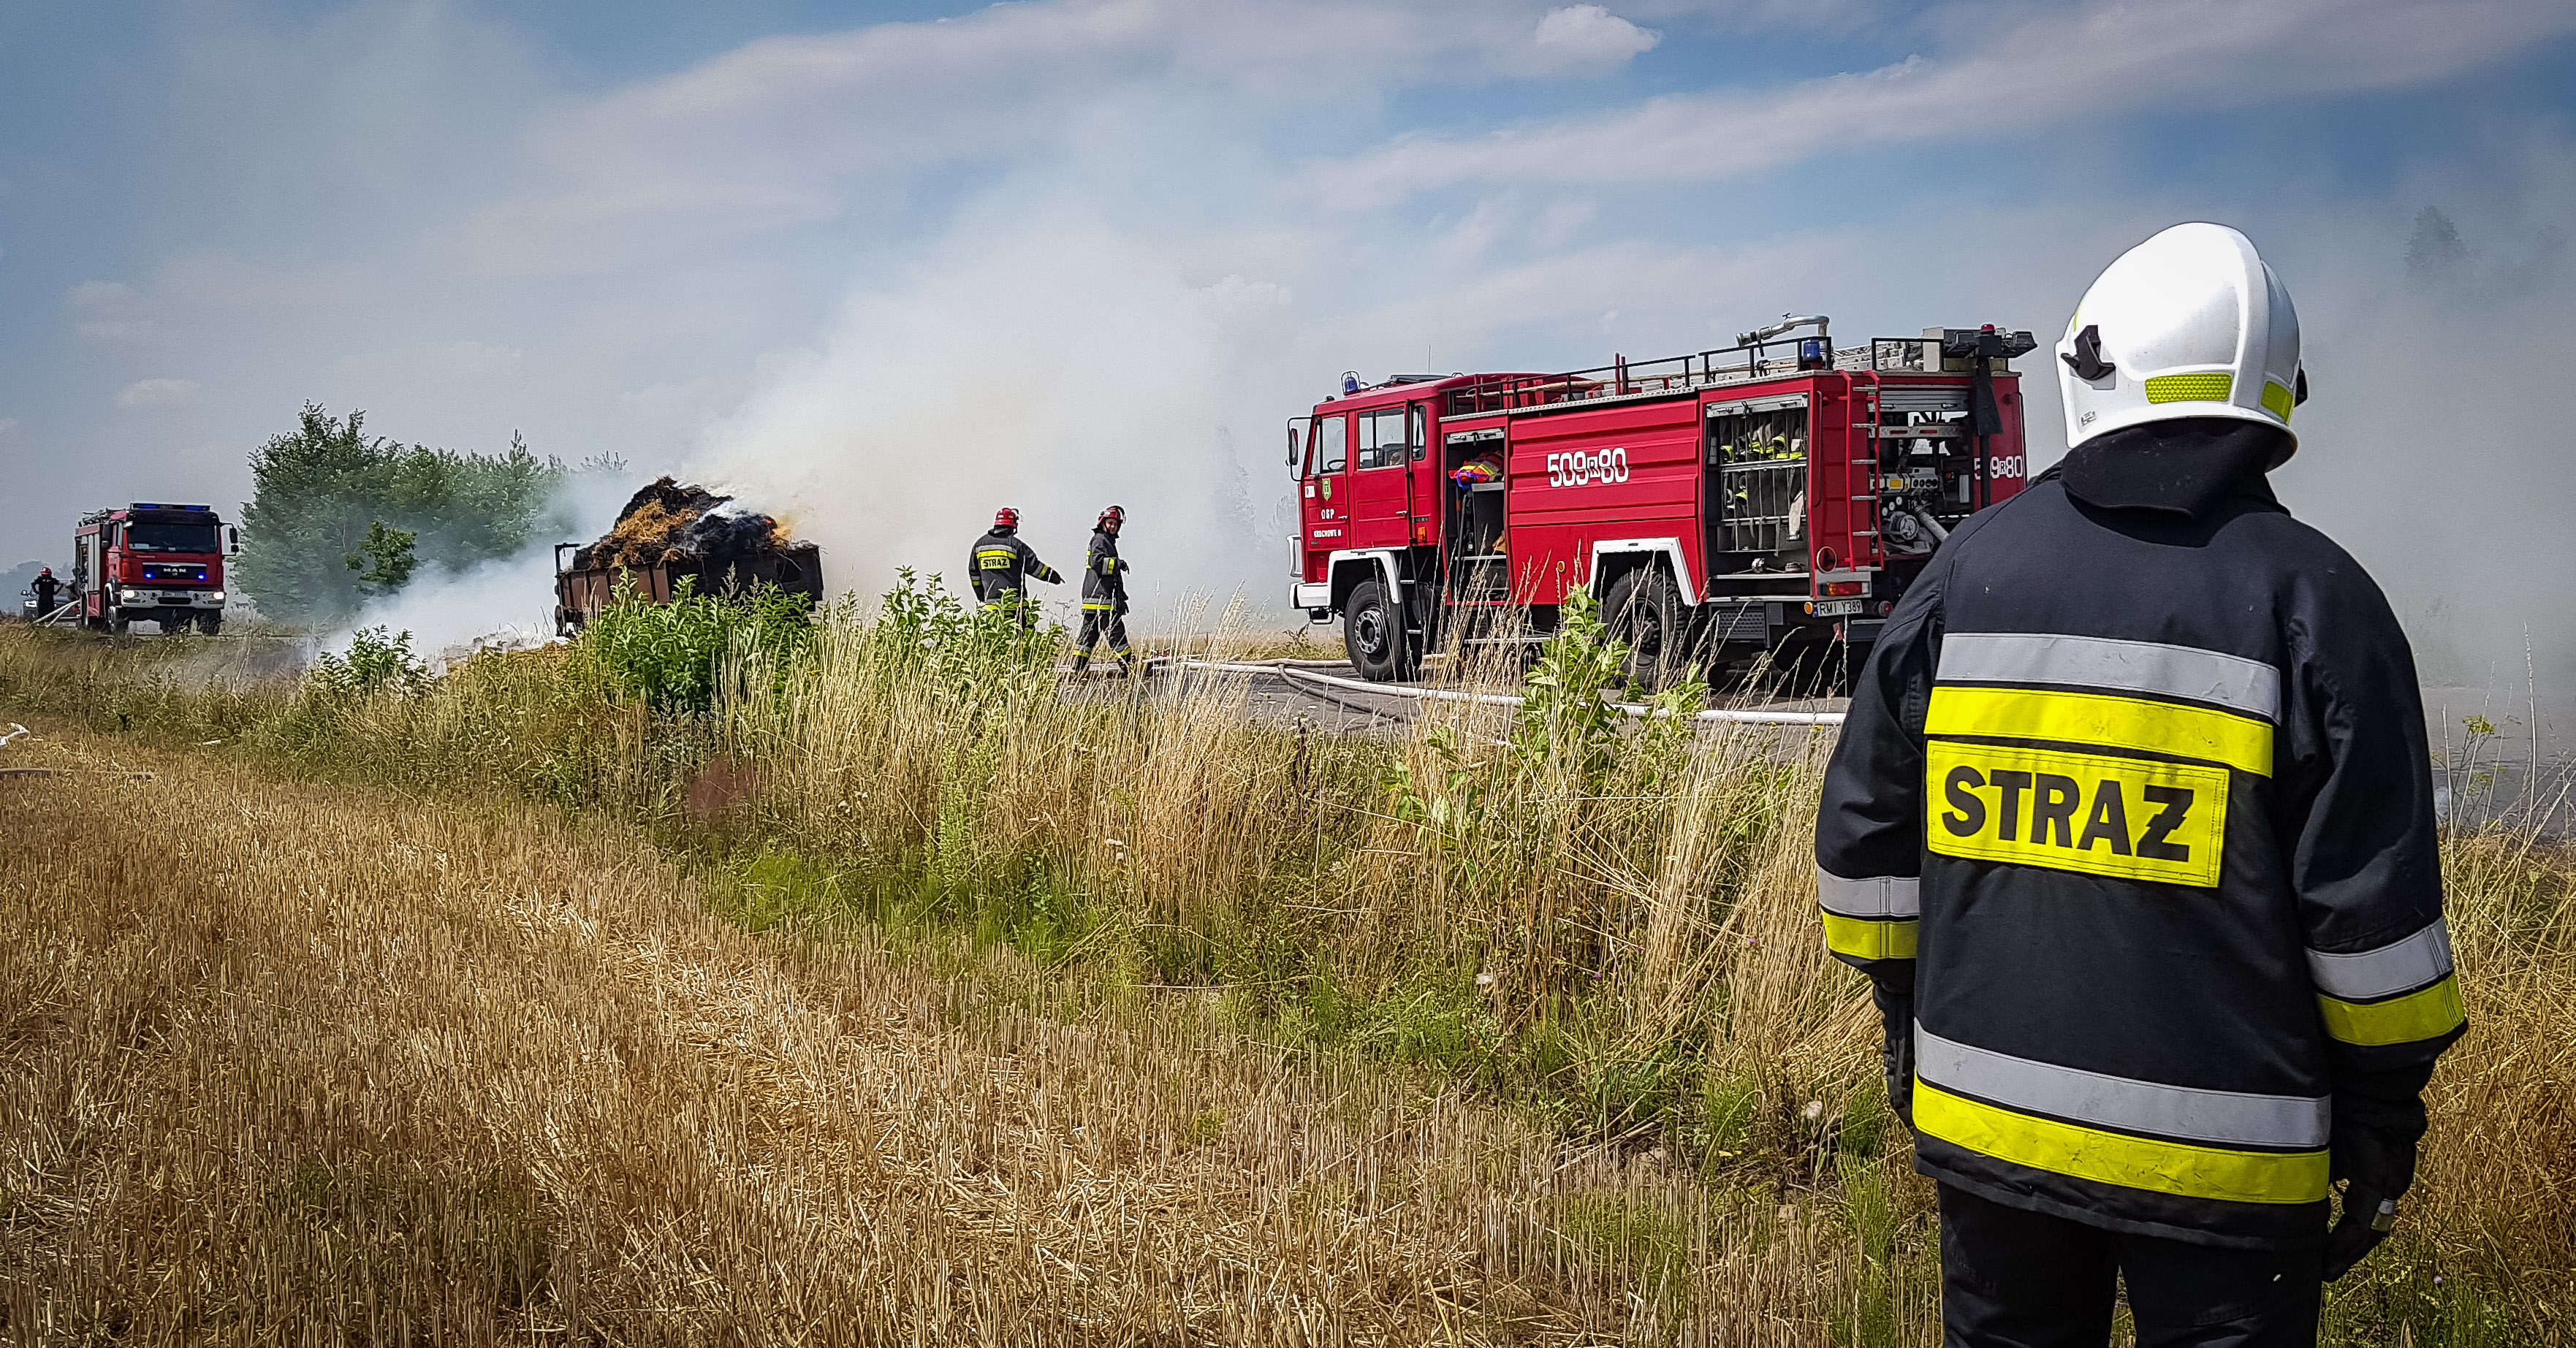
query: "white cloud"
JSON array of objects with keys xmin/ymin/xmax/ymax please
[
  {"xmin": 1193, "ymin": 274, "xmax": 1294, "ymax": 320},
  {"xmin": 1532, "ymin": 6, "xmax": 1661, "ymax": 70},
  {"xmin": 446, "ymin": 340, "xmax": 525, "ymax": 378},
  {"xmin": 115, "ymin": 378, "xmax": 202, "ymax": 410},
  {"xmin": 68, "ymin": 280, "xmax": 156, "ymax": 343},
  {"xmin": 1321, "ymin": 0, "xmax": 2576, "ymax": 197},
  {"xmin": 456, "ymin": 0, "xmax": 1709, "ymax": 270}
]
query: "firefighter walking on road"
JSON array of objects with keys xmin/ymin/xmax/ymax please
[
  {"xmin": 1072, "ymin": 505, "xmax": 1133, "ymax": 674},
  {"xmin": 970, "ymin": 507, "xmax": 1062, "ymax": 627},
  {"xmin": 1815, "ymin": 223, "xmax": 2463, "ymax": 1346}
]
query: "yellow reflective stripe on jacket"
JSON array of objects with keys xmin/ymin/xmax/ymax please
[
  {"xmin": 2318, "ymin": 974, "xmax": 2466, "ymax": 1046},
  {"xmin": 1822, "ymin": 910, "xmax": 1917, "ymax": 961},
  {"xmin": 1913, "ymin": 1081, "xmax": 2329, "ymax": 1205},
  {"xmin": 1927, "ymin": 685, "xmax": 2274, "ymax": 777}
]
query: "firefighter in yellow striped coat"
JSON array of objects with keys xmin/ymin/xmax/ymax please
[{"xmin": 1816, "ymin": 223, "xmax": 2462, "ymax": 1345}]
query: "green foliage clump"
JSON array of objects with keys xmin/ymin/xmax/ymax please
[
  {"xmin": 303, "ymin": 627, "xmax": 430, "ymax": 700},
  {"xmin": 1513, "ymin": 587, "xmax": 1630, "ymax": 785},
  {"xmin": 238, "ymin": 403, "xmax": 575, "ymax": 625},
  {"xmin": 348, "ymin": 520, "xmax": 419, "ymax": 596},
  {"xmin": 580, "ymin": 575, "xmax": 815, "ymax": 715}
]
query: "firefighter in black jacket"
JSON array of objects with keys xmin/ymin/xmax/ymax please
[
  {"xmin": 969, "ymin": 507, "xmax": 1061, "ymax": 625},
  {"xmin": 28, "ymin": 567, "xmax": 64, "ymax": 621},
  {"xmin": 1816, "ymin": 223, "xmax": 2462, "ymax": 1346},
  {"xmin": 1072, "ymin": 504, "xmax": 1133, "ymax": 674}
]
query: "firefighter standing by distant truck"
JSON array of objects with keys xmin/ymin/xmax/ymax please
[
  {"xmin": 1073, "ymin": 505, "xmax": 1133, "ymax": 674},
  {"xmin": 1815, "ymin": 223, "xmax": 2463, "ymax": 1345},
  {"xmin": 28, "ymin": 567, "xmax": 64, "ymax": 621},
  {"xmin": 970, "ymin": 507, "xmax": 1062, "ymax": 625}
]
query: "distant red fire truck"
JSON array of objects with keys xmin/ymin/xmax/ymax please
[
  {"xmin": 68, "ymin": 503, "xmax": 240, "ymax": 633},
  {"xmin": 1288, "ymin": 318, "xmax": 2037, "ymax": 683}
]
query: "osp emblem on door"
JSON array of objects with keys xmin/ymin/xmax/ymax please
[{"xmin": 1548, "ymin": 447, "xmax": 1630, "ymax": 487}]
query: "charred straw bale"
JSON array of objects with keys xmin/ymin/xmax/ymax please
[{"xmin": 572, "ymin": 476, "xmax": 797, "ymax": 571}]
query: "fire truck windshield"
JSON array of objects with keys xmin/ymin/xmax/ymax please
[{"xmin": 124, "ymin": 522, "xmax": 221, "ymax": 553}]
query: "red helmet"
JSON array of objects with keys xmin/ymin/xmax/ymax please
[
  {"xmin": 993, "ymin": 507, "xmax": 1019, "ymax": 530},
  {"xmin": 37, "ymin": 566, "xmax": 52, "ymax": 576},
  {"xmin": 1098, "ymin": 504, "xmax": 1125, "ymax": 530}
]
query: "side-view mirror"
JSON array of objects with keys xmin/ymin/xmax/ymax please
[
  {"xmin": 1285, "ymin": 422, "xmax": 1301, "ymax": 469},
  {"xmin": 222, "ymin": 525, "xmax": 243, "ymax": 556}
]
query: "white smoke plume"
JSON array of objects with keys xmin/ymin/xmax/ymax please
[
  {"xmin": 323, "ymin": 464, "xmax": 638, "ymax": 665},
  {"xmin": 685, "ymin": 195, "xmax": 1287, "ymax": 629}
]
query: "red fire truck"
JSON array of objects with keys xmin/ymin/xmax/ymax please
[
  {"xmin": 68, "ymin": 503, "xmax": 240, "ymax": 633},
  {"xmin": 1288, "ymin": 318, "xmax": 2037, "ymax": 684}
]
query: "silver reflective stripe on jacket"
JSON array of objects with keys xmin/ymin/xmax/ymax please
[
  {"xmin": 2307, "ymin": 918, "xmax": 2455, "ymax": 1000},
  {"xmin": 1937, "ymin": 632, "xmax": 2282, "ymax": 722},
  {"xmin": 1817, "ymin": 867, "xmax": 1918, "ymax": 918},
  {"xmin": 1915, "ymin": 1025, "xmax": 2329, "ymax": 1149}
]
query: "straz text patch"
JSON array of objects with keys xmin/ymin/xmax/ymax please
[{"xmin": 1926, "ymin": 741, "xmax": 2227, "ymax": 888}]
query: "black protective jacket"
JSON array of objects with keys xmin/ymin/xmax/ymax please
[
  {"xmin": 1815, "ymin": 425, "xmax": 2463, "ymax": 1249},
  {"xmin": 1080, "ymin": 528, "xmax": 1129, "ymax": 614},
  {"xmin": 969, "ymin": 528, "xmax": 1060, "ymax": 606}
]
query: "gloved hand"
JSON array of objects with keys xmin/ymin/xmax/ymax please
[
  {"xmin": 1871, "ymin": 975, "xmax": 1915, "ymax": 1131},
  {"xmin": 2322, "ymin": 1119, "xmax": 2419, "ymax": 1281}
]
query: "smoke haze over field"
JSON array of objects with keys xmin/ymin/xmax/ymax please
[{"xmin": 1, "ymin": 1, "xmax": 2573, "ymax": 693}]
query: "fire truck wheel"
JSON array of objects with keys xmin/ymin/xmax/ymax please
[
  {"xmin": 1604, "ymin": 568, "xmax": 1686, "ymax": 690},
  {"xmin": 1342, "ymin": 580, "xmax": 1416, "ymax": 682},
  {"xmin": 198, "ymin": 612, "xmax": 223, "ymax": 636},
  {"xmin": 1767, "ymin": 633, "xmax": 1851, "ymax": 698}
]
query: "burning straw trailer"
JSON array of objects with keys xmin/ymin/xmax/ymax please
[
  {"xmin": 552, "ymin": 544, "xmax": 824, "ymax": 634},
  {"xmin": 550, "ymin": 476, "xmax": 824, "ymax": 634}
]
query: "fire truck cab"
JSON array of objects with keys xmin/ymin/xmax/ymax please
[
  {"xmin": 1288, "ymin": 319, "xmax": 2037, "ymax": 685},
  {"xmin": 71, "ymin": 503, "xmax": 240, "ymax": 634}
]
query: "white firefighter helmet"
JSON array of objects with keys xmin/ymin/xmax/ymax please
[{"xmin": 2056, "ymin": 222, "xmax": 2304, "ymax": 462}]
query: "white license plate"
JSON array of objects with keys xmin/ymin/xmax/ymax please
[{"xmin": 1812, "ymin": 598, "xmax": 1863, "ymax": 617}]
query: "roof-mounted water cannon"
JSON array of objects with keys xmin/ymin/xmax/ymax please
[
  {"xmin": 1738, "ymin": 314, "xmax": 1832, "ymax": 371},
  {"xmin": 1928, "ymin": 324, "xmax": 2039, "ymax": 373}
]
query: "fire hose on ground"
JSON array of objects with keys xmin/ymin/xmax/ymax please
[{"xmin": 1177, "ymin": 660, "xmax": 1847, "ymax": 727}]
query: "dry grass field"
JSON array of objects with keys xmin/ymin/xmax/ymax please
[
  {"xmin": 3, "ymin": 728, "xmax": 1925, "ymax": 1345},
  {"xmin": 1, "ymin": 596, "xmax": 2571, "ymax": 1344}
]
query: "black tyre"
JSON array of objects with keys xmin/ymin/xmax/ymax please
[
  {"xmin": 1604, "ymin": 567, "xmax": 1687, "ymax": 690},
  {"xmin": 199, "ymin": 612, "xmax": 223, "ymax": 636},
  {"xmin": 1766, "ymin": 633, "xmax": 1853, "ymax": 698},
  {"xmin": 1342, "ymin": 579, "xmax": 1416, "ymax": 682}
]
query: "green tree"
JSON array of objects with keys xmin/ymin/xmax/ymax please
[
  {"xmin": 238, "ymin": 404, "xmax": 572, "ymax": 625},
  {"xmin": 349, "ymin": 521, "xmax": 418, "ymax": 595}
]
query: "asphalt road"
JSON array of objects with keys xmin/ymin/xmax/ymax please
[{"xmin": 1096, "ymin": 663, "xmax": 2575, "ymax": 834}]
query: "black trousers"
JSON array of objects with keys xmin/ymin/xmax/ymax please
[
  {"xmin": 1939, "ymin": 1184, "xmax": 2320, "ymax": 1348},
  {"xmin": 1073, "ymin": 609, "xmax": 1129, "ymax": 667}
]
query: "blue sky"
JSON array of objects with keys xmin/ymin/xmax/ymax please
[{"xmin": 4, "ymin": 0, "xmax": 2575, "ymax": 674}]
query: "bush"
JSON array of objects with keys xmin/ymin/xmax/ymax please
[
  {"xmin": 303, "ymin": 627, "xmax": 430, "ymax": 700},
  {"xmin": 580, "ymin": 576, "xmax": 814, "ymax": 715}
]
